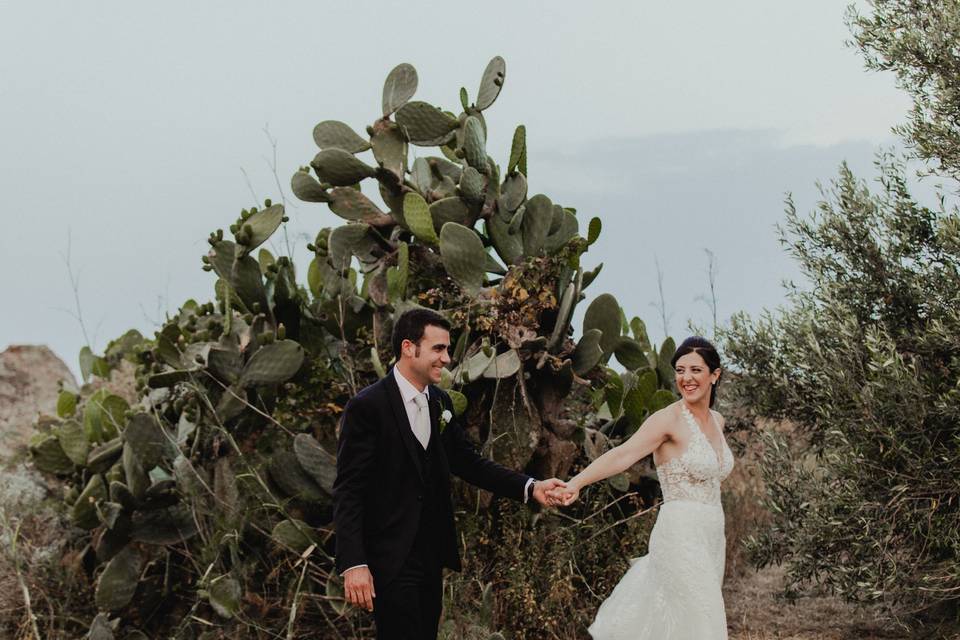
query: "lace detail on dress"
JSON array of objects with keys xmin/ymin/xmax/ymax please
[{"xmin": 656, "ymin": 404, "xmax": 734, "ymax": 506}]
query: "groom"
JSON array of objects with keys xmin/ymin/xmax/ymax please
[{"xmin": 333, "ymin": 308, "xmax": 565, "ymax": 640}]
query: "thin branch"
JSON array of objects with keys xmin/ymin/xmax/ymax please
[
  {"xmin": 694, "ymin": 248, "xmax": 719, "ymax": 336},
  {"xmin": 649, "ymin": 256, "xmax": 672, "ymax": 341},
  {"xmin": 240, "ymin": 166, "xmax": 260, "ymax": 207},
  {"xmin": 58, "ymin": 229, "xmax": 92, "ymax": 348},
  {"xmin": 262, "ymin": 123, "xmax": 294, "ymax": 259}
]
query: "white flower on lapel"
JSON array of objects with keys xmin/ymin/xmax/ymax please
[{"xmin": 439, "ymin": 409, "xmax": 453, "ymax": 431}]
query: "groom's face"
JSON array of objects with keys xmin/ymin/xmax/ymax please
[{"xmin": 403, "ymin": 324, "xmax": 451, "ymax": 386}]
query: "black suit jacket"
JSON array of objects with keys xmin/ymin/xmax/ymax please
[{"xmin": 332, "ymin": 369, "xmax": 530, "ymax": 586}]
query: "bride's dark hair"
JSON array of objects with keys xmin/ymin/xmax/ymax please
[{"xmin": 670, "ymin": 336, "xmax": 722, "ymax": 407}]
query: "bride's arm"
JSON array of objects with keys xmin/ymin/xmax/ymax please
[{"xmin": 559, "ymin": 409, "xmax": 674, "ymax": 505}]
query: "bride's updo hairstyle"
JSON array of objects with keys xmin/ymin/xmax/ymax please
[{"xmin": 670, "ymin": 336, "xmax": 722, "ymax": 408}]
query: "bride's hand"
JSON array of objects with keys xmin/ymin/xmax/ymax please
[{"xmin": 549, "ymin": 482, "xmax": 580, "ymax": 506}]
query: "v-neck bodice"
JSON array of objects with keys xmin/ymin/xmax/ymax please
[{"xmin": 655, "ymin": 404, "xmax": 734, "ymax": 506}]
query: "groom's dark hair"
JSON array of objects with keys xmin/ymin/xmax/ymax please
[{"xmin": 392, "ymin": 308, "xmax": 451, "ymax": 359}]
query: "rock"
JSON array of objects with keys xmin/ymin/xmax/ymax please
[{"xmin": 0, "ymin": 345, "xmax": 77, "ymax": 461}]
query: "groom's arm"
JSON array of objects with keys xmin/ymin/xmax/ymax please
[
  {"xmin": 440, "ymin": 395, "xmax": 531, "ymax": 501},
  {"xmin": 332, "ymin": 395, "xmax": 378, "ymax": 575}
]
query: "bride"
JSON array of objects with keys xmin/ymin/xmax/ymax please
[{"xmin": 553, "ymin": 336, "xmax": 734, "ymax": 639}]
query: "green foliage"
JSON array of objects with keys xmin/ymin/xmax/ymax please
[
  {"xmin": 723, "ymin": 156, "xmax": 960, "ymax": 627},
  {"xmin": 849, "ymin": 0, "xmax": 960, "ymax": 182}
]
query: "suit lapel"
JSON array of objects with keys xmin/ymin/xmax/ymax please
[
  {"xmin": 384, "ymin": 369, "xmax": 425, "ymax": 484},
  {"xmin": 427, "ymin": 386, "xmax": 441, "ymax": 439},
  {"xmin": 427, "ymin": 386, "xmax": 450, "ymax": 477}
]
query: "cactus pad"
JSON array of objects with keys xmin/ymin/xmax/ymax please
[
  {"xmin": 239, "ymin": 340, "xmax": 305, "ymax": 387},
  {"xmin": 293, "ymin": 433, "xmax": 336, "ymax": 495},
  {"xmin": 312, "ymin": 120, "xmax": 371, "ymax": 153},
  {"xmin": 382, "ymin": 62, "xmax": 418, "ymax": 117},
  {"xmin": 311, "ymin": 148, "xmax": 377, "ymax": 186},
  {"xmin": 476, "ymin": 56, "xmax": 506, "ymax": 111},
  {"xmin": 95, "ymin": 545, "xmax": 142, "ymax": 611},
  {"xmin": 395, "ymin": 101, "xmax": 458, "ymax": 145},
  {"xmin": 439, "ymin": 223, "xmax": 486, "ymax": 293}
]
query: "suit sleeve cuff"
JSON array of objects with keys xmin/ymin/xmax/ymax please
[
  {"xmin": 340, "ymin": 564, "xmax": 368, "ymax": 577},
  {"xmin": 523, "ymin": 478, "xmax": 535, "ymax": 504}
]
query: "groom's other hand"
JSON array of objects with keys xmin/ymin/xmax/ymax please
[
  {"xmin": 532, "ymin": 478, "xmax": 567, "ymax": 507},
  {"xmin": 343, "ymin": 566, "xmax": 375, "ymax": 611}
]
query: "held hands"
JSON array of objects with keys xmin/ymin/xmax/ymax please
[
  {"xmin": 343, "ymin": 566, "xmax": 375, "ymax": 611},
  {"xmin": 546, "ymin": 480, "xmax": 580, "ymax": 506},
  {"xmin": 532, "ymin": 478, "xmax": 568, "ymax": 507}
]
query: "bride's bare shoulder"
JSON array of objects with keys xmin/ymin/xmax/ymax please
[{"xmin": 648, "ymin": 402, "xmax": 685, "ymax": 439}]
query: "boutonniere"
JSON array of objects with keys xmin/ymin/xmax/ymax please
[{"xmin": 439, "ymin": 409, "xmax": 453, "ymax": 432}]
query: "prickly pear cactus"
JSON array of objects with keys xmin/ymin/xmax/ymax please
[{"xmin": 24, "ymin": 57, "xmax": 676, "ymax": 639}]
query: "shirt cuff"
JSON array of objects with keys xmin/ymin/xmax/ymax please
[
  {"xmin": 341, "ymin": 564, "xmax": 368, "ymax": 577},
  {"xmin": 523, "ymin": 478, "xmax": 535, "ymax": 504}
]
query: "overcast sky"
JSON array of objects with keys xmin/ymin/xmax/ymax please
[{"xmin": 0, "ymin": 1, "xmax": 924, "ymax": 380}]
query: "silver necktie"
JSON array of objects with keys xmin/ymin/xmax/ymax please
[{"xmin": 412, "ymin": 393, "xmax": 431, "ymax": 449}]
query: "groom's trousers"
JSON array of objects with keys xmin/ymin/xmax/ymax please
[{"xmin": 372, "ymin": 545, "xmax": 442, "ymax": 640}]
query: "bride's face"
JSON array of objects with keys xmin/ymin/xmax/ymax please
[{"xmin": 674, "ymin": 351, "xmax": 720, "ymax": 405}]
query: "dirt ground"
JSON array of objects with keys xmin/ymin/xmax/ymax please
[{"xmin": 726, "ymin": 565, "xmax": 913, "ymax": 640}]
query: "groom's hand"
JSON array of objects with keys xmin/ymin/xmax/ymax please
[
  {"xmin": 343, "ymin": 566, "xmax": 375, "ymax": 611},
  {"xmin": 532, "ymin": 478, "xmax": 567, "ymax": 507}
]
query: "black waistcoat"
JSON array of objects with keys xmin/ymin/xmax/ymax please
[{"xmin": 411, "ymin": 433, "xmax": 444, "ymax": 564}]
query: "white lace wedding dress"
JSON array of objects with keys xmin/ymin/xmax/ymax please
[{"xmin": 589, "ymin": 404, "xmax": 735, "ymax": 639}]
